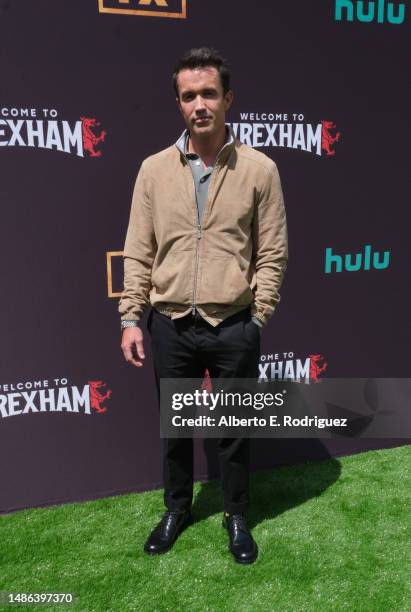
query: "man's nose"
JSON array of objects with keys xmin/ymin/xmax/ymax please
[{"xmin": 194, "ymin": 95, "xmax": 206, "ymax": 112}]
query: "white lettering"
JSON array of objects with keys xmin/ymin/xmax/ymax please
[{"xmin": 72, "ymin": 385, "xmax": 91, "ymax": 414}]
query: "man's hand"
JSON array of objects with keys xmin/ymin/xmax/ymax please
[{"xmin": 121, "ymin": 327, "xmax": 145, "ymax": 368}]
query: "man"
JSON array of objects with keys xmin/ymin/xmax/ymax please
[{"xmin": 119, "ymin": 48, "xmax": 288, "ymax": 564}]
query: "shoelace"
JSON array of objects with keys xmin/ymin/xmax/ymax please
[
  {"xmin": 228, "ymin": 514, "xmax": 248, "ymax": 535},
  {"xmin": 158, "ymin": 510, "xmax": 186, "ymax": 531}
]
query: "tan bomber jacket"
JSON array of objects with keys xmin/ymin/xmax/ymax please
[{"xmin": 118, "ymin": 132, "xmax": 288, "ymax": 328}]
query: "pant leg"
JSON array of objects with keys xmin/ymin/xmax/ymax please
[
  {"xmin": 148, "ymin": 308, "xmax": 206, "ymax": 512},
  {"xmin": 201, "ymin": 307, "xmax": 260, "ymax": 514}
]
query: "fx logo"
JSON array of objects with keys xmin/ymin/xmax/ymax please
[{"xmin": 98, "ymin": 0, "xmax": 187, "ymax": 19}]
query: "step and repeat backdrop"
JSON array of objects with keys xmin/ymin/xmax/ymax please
[{"xmin": 0, "ymin": 1, "xmax": 409, "ymax": 513}]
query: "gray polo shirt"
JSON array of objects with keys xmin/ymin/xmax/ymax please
[
  {"xmin": 175, "ymin": 126, "xmax": 234, "ymax": 226},
  {"xmin": 184, "ymin": 136, "xmax": 213, "ymax": 225}
]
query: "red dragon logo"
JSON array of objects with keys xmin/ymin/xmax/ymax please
[
  {"xmin": 201, "ymin": 368, "xmax": 213, "ymax": 393},
  {"xmin": 321, "ymin": 120, "xmax": 341, "ymax": 156},
  {"xmin": 80, "ymin": 116, "xmax": 107, "ymax": 157},
  {"xmin": 309, "ymin": 355, "xmax": 328, "ymax": 383},
  {"xmin": 89, "ymin": 380, "xmax": 112, "ymax": 413}
]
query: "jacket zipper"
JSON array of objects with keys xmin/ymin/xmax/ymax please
[
  {"xmin": 191, "ymin": 222, "xmax": 202, "ymax": 315},
  {"xmin": 187, "ymin": 140, "xmax": 231, "ymax": 315},
  {"xmin": 190, "ymin": 163, "xmax": 201, "ymax": 315}
]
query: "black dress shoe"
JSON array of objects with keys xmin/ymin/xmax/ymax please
[
  {"xmin": 222, "ymin": 513, "xmax": 258, "ymax": 564},
  {"xmin": 144, "ymin": 509, "xmax": 192, "ymax": 555}
]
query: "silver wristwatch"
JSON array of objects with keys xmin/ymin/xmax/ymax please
[
  {"xmin": 251, "ymin": 316, "xmax": 263, "ymax": 328},
  {"xmin": 121, "ymin": 320, "xmax": 139, "ymax": 330}
]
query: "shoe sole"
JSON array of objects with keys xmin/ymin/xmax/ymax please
[{"xmin": 143, "ymin": 515, "xmax": 193, "ymax": 556}]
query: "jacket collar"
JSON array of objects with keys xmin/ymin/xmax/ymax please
[{"xmin": 175, "ymin": 124, "xmax": 236, "ymax": 166}]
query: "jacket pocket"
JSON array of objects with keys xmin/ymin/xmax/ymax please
[
  {"xmin": 197, "ymin": 253, "xmax": 253, "ymax": 305},
  {"xmin": 151, "ymin": 250, "xmax": 193, "ymax": 303}
]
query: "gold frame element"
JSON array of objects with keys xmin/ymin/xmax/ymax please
[
  {"xmin": 106, "ymin": 251, "xmax": 123, "ymax": 298},
  {"xmin": 98, "ymin": 0, "xmax": 187, "ymax": 19}
]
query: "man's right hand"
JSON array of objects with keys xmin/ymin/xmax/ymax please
[{"xmin": 121, "ymin": 327, "xmax": 145, "ymax": 368}]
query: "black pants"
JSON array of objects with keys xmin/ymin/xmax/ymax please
[{"xmin": 148, "ymin": 305, "xmax": 260, "ymax": 515}]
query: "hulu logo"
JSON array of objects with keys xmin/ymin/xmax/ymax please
[
  {"xmin": 335, "ymin": 0, "xmax": 405, "ymax": 24},
  {"xmin": 325, "ymin": 245, "xmax": 390, "ymax": 273}
]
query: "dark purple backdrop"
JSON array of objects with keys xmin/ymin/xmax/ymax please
[{"xmin": 0, "ymin": 0, "xmax": 409, "ymax": 513}]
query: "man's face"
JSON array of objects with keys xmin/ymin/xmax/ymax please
[{"xmin": 176, "ymin": 66, "xmax": 233, "ymax": 138}]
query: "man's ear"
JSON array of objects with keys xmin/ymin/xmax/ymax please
[
  {"xmin": 224, "ymin": 90, "xmax": 234, "ymax": 112},
  {"xmin": 176, "ymin": 96, "xmax": 183, "ymax": 116}
]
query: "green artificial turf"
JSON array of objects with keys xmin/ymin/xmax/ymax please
[{"xmin": 1, "ymin": 445, "xmax": 410, "ymax": 612}]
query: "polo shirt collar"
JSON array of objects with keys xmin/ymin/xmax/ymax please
[{"xmin": 175, "ymin": 124, "xmax": 235, "ymax": 160}]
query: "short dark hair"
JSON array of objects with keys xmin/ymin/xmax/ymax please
[{"xmin": 172, "ymin": 47, "xmax": 231, "ymax": 97}]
